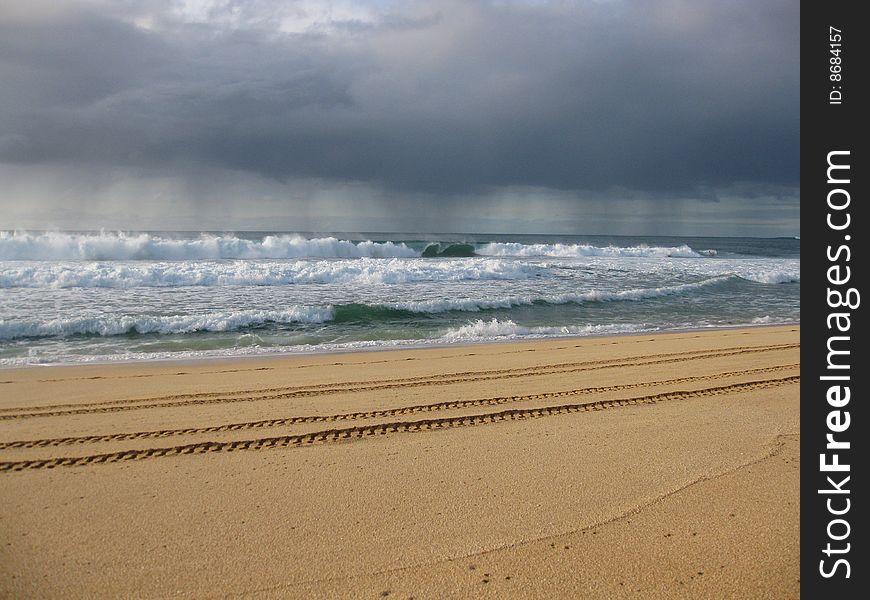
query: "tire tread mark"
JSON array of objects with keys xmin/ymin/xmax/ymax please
[
  {"xmin": 0, "ymin": 376, "xmax": 799, "ymax": 472},
  {"xmin": 0, "ymin": 364, "xmax": 798, "ymax": 449}
]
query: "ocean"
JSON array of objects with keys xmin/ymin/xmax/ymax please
[{"xmin": 0, "ymin": 231, "xmax": 800, "ymax": 366}]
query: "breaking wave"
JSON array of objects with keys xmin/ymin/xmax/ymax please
[
  {"xmin": 0, "ymin": 307, "xmax": 334, "ymax": 340},
  {"xmin": 0, "ymin": 258, "xmax": 537, "ymax": 288},
  {"xmin": 0, "ymin": 231, "xmax": 418, "ymax": 261},
  {"xmin": 736, "ymin": 270, "xmax": 800, "ymax": 284},
  {"xmin": 438, "ymin": 319, "xmax": 654, "ymax": 341},
  {"xmin": 0, "ymin": 277, "xmax": 734, "ymax": 340},
  {"xmin": 477, "ymin": 242, "xmax": 701, "ymax": 258},
  {"xmin": 381, "ymin": 276, "xmax": 733, "ymax": 313},
  {"xmin": 421, "ymin": 243, "xmax": 477, "ymax": 257},
  {"xmin": 1, "ymin": 231, "xmax": 715, "ymax": 261}
]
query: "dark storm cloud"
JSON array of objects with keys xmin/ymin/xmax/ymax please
[{"xmin": 0, "ymin": 0, "xmax": 798, "ymax": 199}]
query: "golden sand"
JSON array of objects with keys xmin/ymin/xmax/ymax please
[{"xmin": 0, "ymin": 326, "xmax": 800, "ymax": 598}]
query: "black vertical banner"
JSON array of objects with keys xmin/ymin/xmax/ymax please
[{"xmin": 802, "ymin": 2, "xmax": 866, "ymax": 597}]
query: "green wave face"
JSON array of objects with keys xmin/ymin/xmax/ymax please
[{"xmin": 421, "ymin": 243, "xmax": 477, "ymax": 257}]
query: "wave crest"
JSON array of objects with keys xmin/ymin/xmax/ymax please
[
  {"xmin": 477, "ymin": 242, "xmax": 700, "ymax": 258},
  {"xmin": 384, "ymin": 276, "xmax": 731, "ymax": 313},
  {"xmin": 737, "ymin": 271, "xmax": 800, "ymax": 284},
  {"xmin": 439, "ymin": 318, "xmax": 653, "ymax": 341},
  {"xmin": 0, "ymin": 258, "xmax": 535, "ymax": 288},
  {"xmin": 0, "ymin": 231, "xmax": 418, "ymax": 261},
  {"xmin": 1, "ymin": 232, "xmax": 714, "ymax": 261},
  {"xmin": 0, "ymin": 307, "xmax": 334, "ymax": 340}
]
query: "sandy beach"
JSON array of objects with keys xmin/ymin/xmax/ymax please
[{"xmin": 0, "ymin": 325, "xmax": 799, "ymax": 599}]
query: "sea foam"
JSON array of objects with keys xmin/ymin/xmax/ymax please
[
  {"xmin": 0, "ymin": 307, "xmax": 334, "ymax": 340},
  {"xmin": 1, "ymin": 231, "xmax": 710, "ymax": 261},
  {"xmin": 384, "ymin": 276, "xmax": 733, "ymax": 313},
  {"xmin": 0, "ymin": 258, "xmax": 536, "ymax": 288},
  {"xmin": 0, "ymin": 231, "xmax": 418, "ymax": 261},
  {"xmin": 0, "ymin": 277, "xmax": 728, "ymax": 339},
  {"xmin": 438, "ymin": 318, "xmax": 654, "ymax": 341},
  {"xmin": 477, "ymin": 242, "xmax": 701, "ymax": 258}
]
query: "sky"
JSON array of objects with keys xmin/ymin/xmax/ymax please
[{"xmin": 0, "ymin": 0, "xmax": 799, "ymax": 236}]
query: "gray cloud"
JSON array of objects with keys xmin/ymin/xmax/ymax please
[{"xmin": 0, "ymin": 0, "xmax": 799, "ymax": 234}]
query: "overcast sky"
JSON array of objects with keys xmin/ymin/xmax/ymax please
[{"xmin": 0, "ymin": 0, "xmax": 799, "ymax": 236}]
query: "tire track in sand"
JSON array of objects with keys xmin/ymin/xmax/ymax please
[
  {"xmin": 0, "ymin": 363, "xmax": 799, "ymax": 449},
  {"xmin": 0, "ymin": 375, "xmax": 799, "ymax": 472}
]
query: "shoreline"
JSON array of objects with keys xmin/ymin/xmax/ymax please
[{"xmin": 0, "ymin": 320, "xmax": 800, "ymax": 372}]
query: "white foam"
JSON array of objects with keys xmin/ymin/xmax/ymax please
[
  {"xmin": 438, "ymin": 318, "xmax": 653, "ymax": 341},
  {"xmin": 0, "ymin": 277, "xmax": 726, "ymax": 340},
  {"xmin": 0, "ymin": 258, "xmax": 534, "ymax": 288},
  {"xmin": 736, "ymin": 270, "xmax": 800, "ymax": 284},
  {"xmin": 748, "ymin": 315, "xmax": 793, "ymax": 325},
  {"xmin": 0, "ymin": 307, "xmax": 334, "ymax": 340},
  {"xmin": 537, "ymin": 255, "xmax": 799, "ymax": 281},
  {"xmin": 477, "ymin": 242, "xmax": 701, "ymax": 258},
  {"xmin": 0, "ymin": 231, "xmax": 418, "ymax": 261},
  {"xmin": 385, "ymin": 276, "xmax": 731, "ymax": 313},
  {"xmin": 0, "ymin": 232, "xmax": 710, "ymax": 260},
  {"xmin": 539, "ymin": 256, "xmax": 800, "ymax": 286}
]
